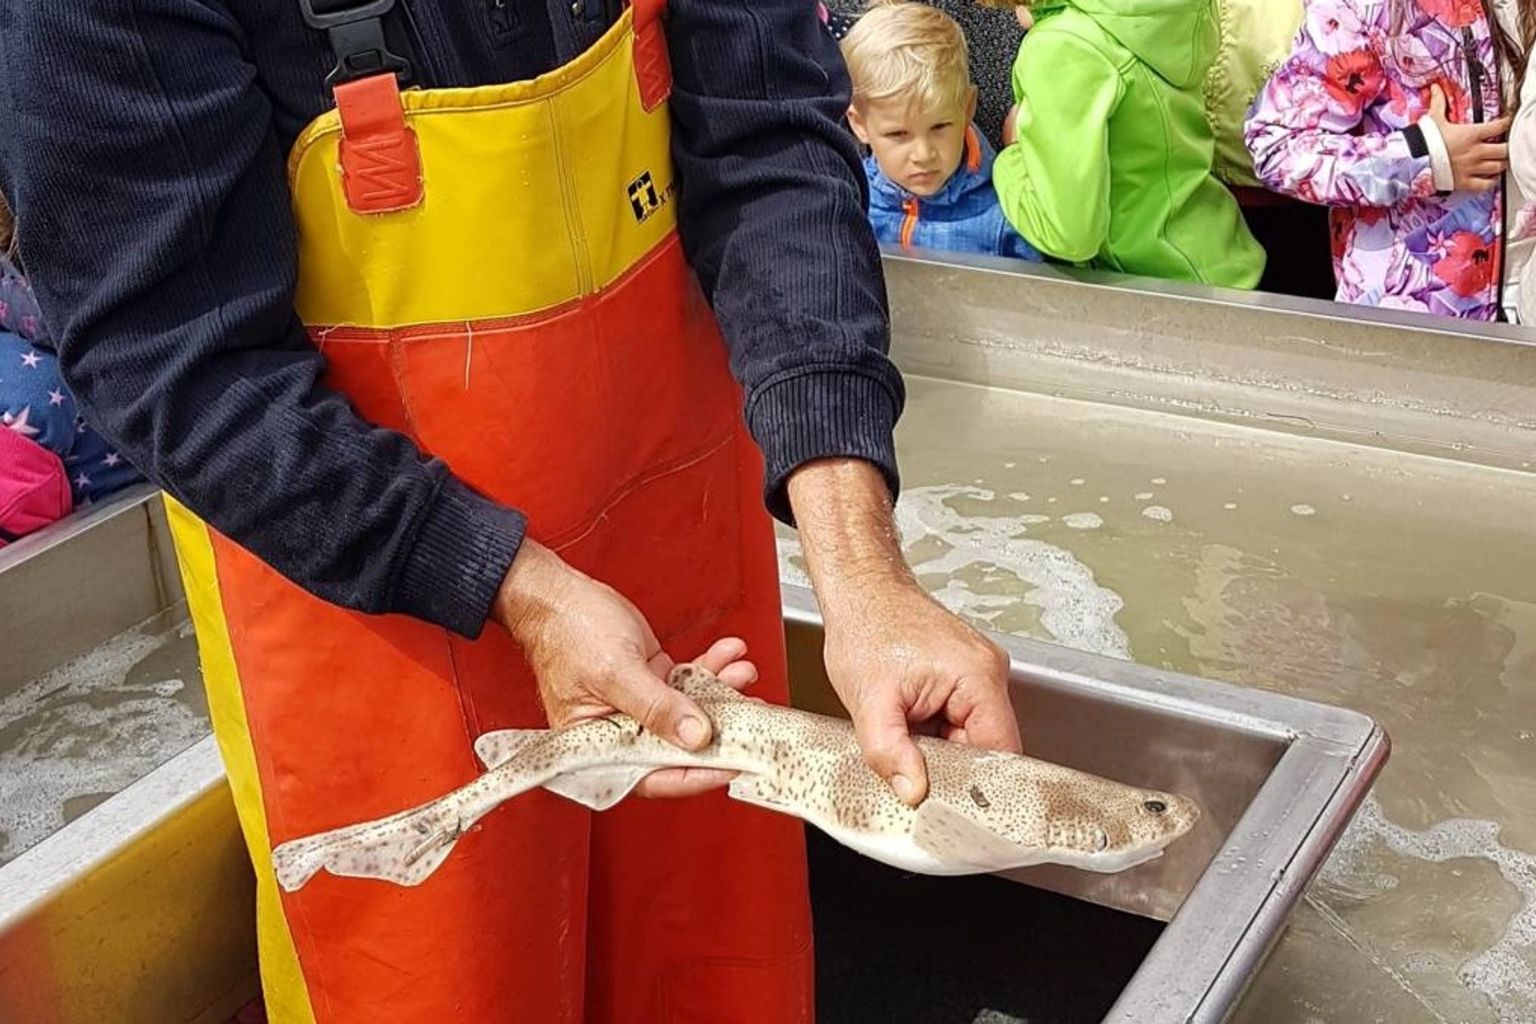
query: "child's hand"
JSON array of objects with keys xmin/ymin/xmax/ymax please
[{"xmin": 1425, "ymin": 84, "xmax": 1510, "ymax": 192}]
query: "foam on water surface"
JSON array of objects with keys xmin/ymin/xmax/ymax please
[
  {"xmin": 778, "ymin": 485, "xmax": 1130, "ymax": 660},
  {"xmin": 1315, "ymin": 797, "xmax": 1536, "ymax": 1022},
  {"xmin": 0, "ymin": 616, "xmax": 207, "ymax": 866}
]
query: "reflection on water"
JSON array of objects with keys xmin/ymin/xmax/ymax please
[
  {"xmin": 781, "ymin": 376, "xmax": 1536, "ymax": 1023},
  {"xmin": 0, "ymin": 610, "xmax": 207, "ymax": 866}
]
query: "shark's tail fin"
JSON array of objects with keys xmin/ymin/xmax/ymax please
[{"xmin": 271, "ymin": 796, "xmax": 468, "ymax": 892}]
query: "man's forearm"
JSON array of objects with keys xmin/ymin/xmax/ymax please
[{"xmin": 786, "ymin": 458, "xmax": 914, "ymax": 615}]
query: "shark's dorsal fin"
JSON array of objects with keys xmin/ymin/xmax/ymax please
[
  {"xmin": 473, "ymin": 728, "xmax": 544, "ymax": 770},
  {"xmin": 667, "ymin": 663, "xmax": 745, "ymax": 701},
  {"xmin": 912, "ymin": 798, "xmax": 1043, "ymax": 873}
]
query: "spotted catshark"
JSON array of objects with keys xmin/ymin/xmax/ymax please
[{"xmin": 272, "ymin": 664, "xmax": 1199, "ymax": 891}]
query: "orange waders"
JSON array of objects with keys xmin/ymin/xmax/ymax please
[{"xmin": 165, "ymin": 3, "xmax": 815, "ymax": 1020}]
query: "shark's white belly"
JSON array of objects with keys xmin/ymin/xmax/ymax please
[{"xmin": 812, "ymin": 820, "xmax": 968, "ymax": 876}]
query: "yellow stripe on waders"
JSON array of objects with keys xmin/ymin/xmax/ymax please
[{"xmin": 164, "ymin": 496, "xmax": 317, "ymax": 1024}]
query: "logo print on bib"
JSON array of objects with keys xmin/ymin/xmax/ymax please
[{"xmin": 627, "ymin": 171, "xmax": 670, "ymax": 223}]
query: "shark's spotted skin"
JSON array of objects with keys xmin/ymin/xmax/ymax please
[{"xmin": 272, "ymin": 665, "xmax": 1199, "ymax": 891}]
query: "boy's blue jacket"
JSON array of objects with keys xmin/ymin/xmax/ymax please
[{"xmin": 864, "ymin": 127, "xmax": 1042, "ymax": 261}]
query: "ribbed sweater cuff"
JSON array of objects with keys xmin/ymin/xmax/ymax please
[
  {"xmin": 392, "ymin": 474, "xmax": 527, "ymax": 639},
  {"xmin": 749, "ymin": 368, "xmax": 902, "ymax": 524}
]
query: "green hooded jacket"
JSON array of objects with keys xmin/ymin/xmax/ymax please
[{"xmin": 993, "ymin": 0, "xmax": 1265, "ymax": 288}]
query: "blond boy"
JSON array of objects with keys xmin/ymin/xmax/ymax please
[{"xmin": 841, "ymin": 3, "xmax": 1042, "ymax": 260}]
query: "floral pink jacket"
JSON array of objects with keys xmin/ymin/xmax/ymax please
[{"xmin": 1245, "ymin": 0, "xmax": 1507, "ymax": 318}]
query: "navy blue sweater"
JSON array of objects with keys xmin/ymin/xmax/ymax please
[{"xmin": 0, "ymin": 0, "xmax": 902, "ymax": 638}]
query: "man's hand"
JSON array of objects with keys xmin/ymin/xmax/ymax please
[
  {"xmin": 821, "ymin": 573, "xmax": 1018, "ymax": 805},
  {"xmin": 493, "ymin": 539, "xmax": 755, "ymax": 798},
  {"xmin": 787, "ymin": 460, "xmax": 1021, "ymax": 807}
]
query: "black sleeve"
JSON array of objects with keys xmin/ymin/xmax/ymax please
[
  {"xmin": 665, "ymin": 0, "xmax": 906, "ymax": 522},
  {"xmin": 0, "ymin": 1, "xmax": 524, "ymax": 638}
]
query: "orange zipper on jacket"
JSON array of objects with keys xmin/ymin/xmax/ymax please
[{"xmin": 900, "ymin": 197, "xmax": 919, "ymax": 250}]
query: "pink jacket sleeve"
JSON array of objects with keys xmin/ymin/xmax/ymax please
[{"xmin": 1244, "ymin": 0, "xmax": 1436, "ymax": 207}]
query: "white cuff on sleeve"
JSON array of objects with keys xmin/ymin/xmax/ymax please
[{"xmin": 1417, "ymin": 116, "xmax": 1456, "ymax": 193}]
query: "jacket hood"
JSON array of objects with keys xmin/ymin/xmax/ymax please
[{"xmin": 1034, "ymin": 0, "xmax": 1215, "ymax": 88}]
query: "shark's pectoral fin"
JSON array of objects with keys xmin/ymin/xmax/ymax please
[
  {"xmin": 543, "ymin": 767, "xmax": 652, "ymax": 811},
  {"xmin": 473, "ymin": 729, "xmax": 545, "ymax": 770},
  {"xmin": 912, "ymin": 799, "xmax": 1043, "ymax": 873},
  {"xmin": 726, "ymin": 773, "xmax": 792, "ymax": 814}
]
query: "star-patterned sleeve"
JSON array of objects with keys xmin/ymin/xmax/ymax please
[{"xmin": 0, "ymin": 255, "xmax": 45, "ymax": 344}]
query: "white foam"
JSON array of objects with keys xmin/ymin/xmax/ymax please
[
  {"xmin": 777, "ymin": 486, "xmax": 1130, "ymax": 659},
  {"xmin": 1292, "ymin": 504, "xmax": 1318, "ymax": 517},
  {"xmin": 893, "ymin": 486, "xmax": 1130, "ymax": 659},
  {"xmin": 1223, "ymin": 503, "xmax": 1238, "ymax": 511},
  {"xmin": 1320, "ymin": 795, "xmax": 1536, "ymax": 1021},
  {"xmin": 1069, "ymin": 478, "xmax": 1086, "ymax": 486},
  {"xmin": 1135, "ymin": 492, "xmax": 1155, "ymax": 501},
  {"xmin": 1151, "ymin": 477, "xmax": 1168, "ymax": 485},
  {"xmin": 1141, "ymin": 505, "xmax": 1174, "ymax": 523},
  {"xmin": 1007, "ymin": 493, "xmax": 1031, "ymax": 502},
  {"xmin": 1062, "ymin": 513, "xmax": 1103, "ymax": 530},
  {"xmin": 0, "ymin": 625, "xmax": 206, "ymax": 864}
]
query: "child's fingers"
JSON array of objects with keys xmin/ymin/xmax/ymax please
[
  {"xmin": 1478, "ymin": 116, "xmax": 1513, "ymax": 139},
  {"xmin": 1473, "ymin": 142, "xmax": 1509, "ymax": 164},
  {"xmin": 1428, "ymin": 84, "xmax": 1448, "ymax": 120},
  {"xmin": 1467, "ymin": 175, "xmax": 1501, "ymax": 192}
]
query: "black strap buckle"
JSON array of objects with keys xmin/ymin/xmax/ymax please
[{"xmin": 299, "ymin": 0, "xmax": 412, "ymax": 88}]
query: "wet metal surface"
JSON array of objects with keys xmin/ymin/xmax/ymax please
[{"xmin": 780, "ymin": 257, "xmax": 1536, "ymax": 1023}]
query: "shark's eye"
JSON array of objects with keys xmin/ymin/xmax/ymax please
[
  {"xmin": 968, "ymin": 785, "xmax": 991, "ymax": 809},
  {"xmin": 1143, "ymin": 799, "xmax": 1168, "ymax": 815},
  {"xmin": 1093, "ymin": 829, "xmax": 1109, "ymax": 852}
]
